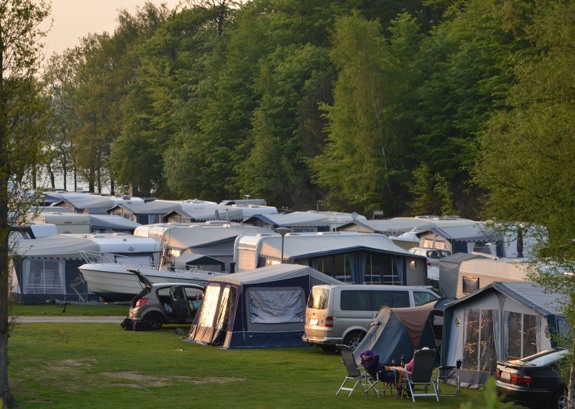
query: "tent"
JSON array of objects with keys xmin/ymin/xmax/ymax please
[
  {"xmin": 352, "ymin": 302, "xmax": 439, "ymax": 366},
  {"xmin": 186, "ymin": 264, "xmax": 341, "ymax": 348},
  {"xmin": 441, "ymin": 281, "xmax": 568, "ymax": 388}
]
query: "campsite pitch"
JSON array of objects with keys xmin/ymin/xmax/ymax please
[{"xmin": 7, "ymin": 322, "xmax": 488, "ymax": 409}]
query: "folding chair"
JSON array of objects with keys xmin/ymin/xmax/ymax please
[
  {"xmin": 435, "ymin": 363, "xmax": 461, "ymax": 396},
  {"xmin": 360, "ymin": 349, "xmax": 399, "ymax": 398},
  {"xmin": 336, "ymin": 344, "xmax": 369, "ymax": 397},
  {"xmin": 401, "ymin": 348, "xmax": 439, "ymax": 402}
]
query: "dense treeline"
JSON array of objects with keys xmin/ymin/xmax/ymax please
[{"xmin": 37, "ymin": 0, "xmax": 573, "ymax": 221}]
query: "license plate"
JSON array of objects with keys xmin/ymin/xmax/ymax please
[
  {"xmin": 500, "ymin": 371, "xmax": 510, "ymax": 381},
  {"xmin": 309, "ymin": 318, "xmax": 318, "ymax": 325}
]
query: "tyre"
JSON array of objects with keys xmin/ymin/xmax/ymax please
[
  {"xmin": 143, "ymin": 311, "xmax": 164, "ymax": 329},
  {"xmin": 551, "ymin": 389, "xmax": 567, "ymax": 409},
  {"xmin": 343, "ymin": 331, "xmax": 365, "ymax": 351}
]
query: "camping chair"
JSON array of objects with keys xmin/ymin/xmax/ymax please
[
  {"xmin": 435, "ymin": 360, "xmax": 461, "ymax": 396},
  {"xmin": 336, "ymin": 344, "xmax": 369, "ymax": 397},
  {"xmin": 401, "ymin": 348, "xmax": 439, "ymax": 402},
  {"xmin": 359, "ymin": 349, "xmax": 399, "ymax": 398}
]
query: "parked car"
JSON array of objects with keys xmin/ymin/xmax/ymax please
[
  {"xmin": 302, "ymin": 284, "xmax": 441, "ymax": 351},
  {"xmin": 408, "ymin": 247, "xmax": 452, "ymax": 266},
  {"xmin": 128, "ymin": 269, "xmax": 204, "ymax": 329},
  {"xmin": 496, "ymin": 347, "xmax": 568, "ymax": 409}
]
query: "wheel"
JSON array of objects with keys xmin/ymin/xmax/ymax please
[
  {"xmin": 343, "ymin": 331, "xmax": 366, "ymax": 351},
  {"xmin": 143, "ymin": 312, "xmax": 164, "ymax": 329},
  {"xmin": 551, "ymin": 389, "xmax": 567, "ymax": 409}
]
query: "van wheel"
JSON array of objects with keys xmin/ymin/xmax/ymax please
[{"xmin": 343, "ymin": 331, "xmax": 365, "ymax": 351}]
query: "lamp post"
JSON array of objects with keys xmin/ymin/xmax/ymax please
[{"xmin": 275, "ymin": 226, "xmax": 291, "ymax": 263}]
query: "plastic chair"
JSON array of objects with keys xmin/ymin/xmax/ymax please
[{"xmin": 401, "ymin": 348, "xmax": 440, "ymax": 402}]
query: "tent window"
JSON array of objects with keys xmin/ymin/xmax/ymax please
[
  {"xmin": 248, "ymin": 288, "xmax": 304, "ymax": 324},
  {"xmin": 196, "ymin": 284, "xmax": 223, "ymax": 328},
  {"xmin": 215, "ymin": 286, "xmax": 236, "ymax": 332},
  {"xmin": 462, "ymin": 308, "xmax": 497, "ymax": 373},
  {"xmin": 506, "ymin": 312, "xmax": 538, "ymax": 360},
  {"xmin": 22, "ymin": 259, "xmax": 65, "ymax": 294}
]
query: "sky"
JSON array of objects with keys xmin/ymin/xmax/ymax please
[{"xmin": 41, "ymin": 0, "xmax": 183, "ymax": 58}]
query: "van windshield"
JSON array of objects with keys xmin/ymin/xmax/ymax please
[{"xmin": 308, "ymin": 287, "xmax": 330, "ymax": 309}]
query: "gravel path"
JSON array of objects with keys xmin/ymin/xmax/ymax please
[{"xmin": 15, "ymin": 316, "xmax": 126, "ymax": 323}]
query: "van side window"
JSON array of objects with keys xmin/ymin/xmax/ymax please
[
  {"xmin": 372, "ymin": 291, "xmax": 410, "ymax": 308},
  {"xmin": 340, "ymin": 290, "xmax": 370, "ymax": 311},
  {"xmin": 413, "ymin": 291, "xmax": 439, "ymax": 306}
]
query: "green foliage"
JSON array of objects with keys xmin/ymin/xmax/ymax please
[
  {"xmin": 0, "ymin": 1, "xmax": 51, "ymax": 407},
  {"xmin": 459, "ymin": 378, "xmax": 515, "ymax": 409},
  {"xmin": 474, "ymin": 0, "xmax": 575, "ymax": 400}
]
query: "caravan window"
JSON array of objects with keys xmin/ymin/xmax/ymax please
[
  {"xmin": 462, "ymin": 276, "xmax": 480, "ymax": 295},
  {"xmin": 22, "ymin": 259, "xmax": 65, "ymax": 294}
]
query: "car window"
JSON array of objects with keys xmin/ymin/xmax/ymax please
[
  {"xmin": 183, "ymin": 287, "xmax": 203, "ymax": 300},
  {"xmin": 526, "ymin": 349, "xmax": 569, "ymax": 366},
  {"xmin": 413, "ymin": 291, "xmax": 439, "ymax": 306},
  {"xmin": 372, "ymin": 291, "xmax": 410, "ymax": 308},
  {"xmin": 340, "ymin": 290, "xmax": 371, "ymax": 311},
  {"xmin": 308, "ymin": 287, "xmax": 330, "ymax": 309}
]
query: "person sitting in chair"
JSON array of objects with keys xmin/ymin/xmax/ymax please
[{"xmin": 360, "ymin": 350, "xmax": 399, "ymax": 391}]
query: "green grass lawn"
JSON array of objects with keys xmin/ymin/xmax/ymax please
[{"xmin": 7, "ymin": 304, "xmax": 495, "ymax": 409}]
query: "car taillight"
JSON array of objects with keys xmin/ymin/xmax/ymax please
[
  {"xmin": 510, "ymin": 373, "xmax": 532, "ymax": 384},
  {"xmin": 325, "ymin": 316, "xmax": 334, "ymax": 328},
  {"xmin": 496, "ymin": 369, "xmax": 501, "ymax": 378},
  {"xmin": 135, "ymin": 298, "xmax": 149, "ymax": 308}
]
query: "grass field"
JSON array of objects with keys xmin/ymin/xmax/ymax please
[{"xmin": 6, "ymin": 304, "xmax": 495, "ymax": 409}]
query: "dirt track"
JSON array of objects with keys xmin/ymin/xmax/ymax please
[{"xmin": 15, "ymin": 316, "xmax": 126, "ymax": 323}]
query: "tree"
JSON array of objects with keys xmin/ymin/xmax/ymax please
[
  {"xmin": 312, "ymin": 13, "xmax": 422, "ymax": 215},
  {"xmin": 0, "ymin": 2, "xmax": 51, "ymax": 407},
  {"xmin": 474, "ymin": 1, "xmax": 575, "ymax": 407}
]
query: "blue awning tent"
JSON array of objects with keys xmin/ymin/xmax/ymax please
[
  {"xmin": 352, "ymin": 302, "xmax": 439, "ymax": 366},
  {"xmin": 185, "ymin": 264, "xmax": 341, "ymax": 349}
]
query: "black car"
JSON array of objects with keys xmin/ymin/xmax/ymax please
[{"xmin": 496, "ymin": 347, "xmax": 568, "ymax": 409}]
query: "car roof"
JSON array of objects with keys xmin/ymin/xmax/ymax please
[{"xmin": 150, "ymin": 282, "xmax": 205, "ymax": 290}]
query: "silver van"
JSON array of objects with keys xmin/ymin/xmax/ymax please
[{"xmin": 302, "ymin": 284, "xmax": 440, "ymax": 351}]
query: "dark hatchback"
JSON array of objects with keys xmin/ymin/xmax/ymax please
[{"xmin": 496, "ymin": 347, "xmax": 568, "ymax": 409}]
